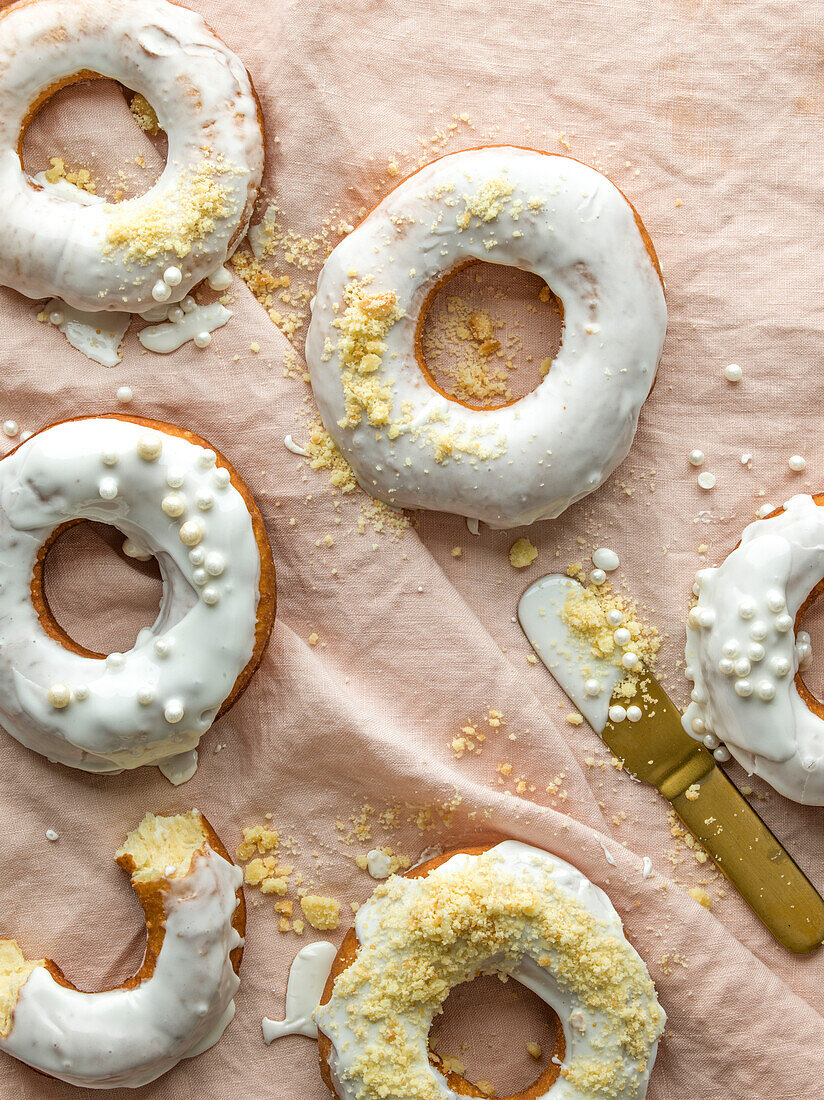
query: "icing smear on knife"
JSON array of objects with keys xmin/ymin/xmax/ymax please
[{"xmin": 518, "ymin": 566, "xmax": 660, "ymax": 732}]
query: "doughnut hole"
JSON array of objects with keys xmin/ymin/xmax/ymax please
[
  {"xmin": 428, "ymin": 972, "xmax": 564, "ymax": 1097},
  {"xmin": 418, "ymin": 262, "xmax": 563, "ymax": 411},
  {"xmin": 39, "ymin": 520, "xmax": 163, "ymax": 657},
  {"xmin": 20, "ymin": 77, "xmax": 167, "ymax": 203}
]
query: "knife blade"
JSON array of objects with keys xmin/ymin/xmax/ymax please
[{"xmin": 518, "ymin": 573, "xmax": 824, "ymax": 954}]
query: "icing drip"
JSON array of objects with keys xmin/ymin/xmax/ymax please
[
  {"xmin": 139, "ymin": 303, "xmax": 231, "ymax": 353},
  {"xmin": 262, "ymin": 941, "xmax": 337, "ymax": 1043},
  {"xmin": 284, "ymin": 434, "xmax": 308, "ymax": 457},
  {"xmin": 43, "ymin": 298, "xmax": 130, "ymax": 368}
]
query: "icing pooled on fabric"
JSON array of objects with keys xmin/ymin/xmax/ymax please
[
  {"xmin": 306, "ymin": 147, "xmax": 666, "ymax": 528},
  {"xmin": 262, "ymin": 941, "xmax": 337, "ymax": 1043}
]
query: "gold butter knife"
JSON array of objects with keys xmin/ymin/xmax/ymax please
[{"xmin": 518, "ymin": 574, "xmax": 824, "ymax": 954}]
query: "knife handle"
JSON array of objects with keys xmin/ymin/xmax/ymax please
[{"xmin": 670, "ymin": 765, "xmax": 824, "ymax": 953}]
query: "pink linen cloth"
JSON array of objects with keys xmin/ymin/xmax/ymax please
[{"xmin": 0, "ymin": 0, "xmax": 822, "ymax": 1096}]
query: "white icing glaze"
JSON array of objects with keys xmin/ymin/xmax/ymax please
[
  {"xmin": 684, "ymin": 494, "xmax": 824, "ymax": 804},
  {"xmin": 0, "ymin": 417, "xmax": 264, "ymax": 778},
  {"xmin": 138, "ymin": 303, "xmax": 231, "ymax": 353},
  {"xmin": 207, "ymin": 265, "xmax": 233, "ymax": 291},
  {"xmin": 33, "ymin": 171, "xmax": 104, "ymax": 208},
  {"xmin": 518, "ymin": 575, "xmax": 621, "ymax": 732},
  {"xmin": 44, "ymin": 298, "xmax": 130, "ymax": 368},
  {"xmin": 365, "ymin": 848, "xmax": 393, "ymax": 879},
  {"xmin": 317, "ymin": 842, "xmax": 664, "ymax": 1100},
  {"xmin": 641, "ymin": 857, "xmax": 653, "ymax": 879},
  {"xmin": 0, "ymin": 845, "xmax": 242, "ymax": 1088},
  {"xmin": 0, "ymin": 0, "xmax": 263, "ymax": 312},
  {"xmin": 262, "ymin": 941, "xmax": 337, "ymax": 1043},
  {"xmin": 306, "ymin": 148, "xmax": 666, "ymax": 528},
  {"xmin": 284, "ymin": 434, "xmax": 308, "ymax": 457}
]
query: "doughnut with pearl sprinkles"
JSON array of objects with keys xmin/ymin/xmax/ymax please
[
  {"xmin": 684, "ymin": 494, "xmax": 824, "ymax": 804},
  {"xmin": 0, "ymin": 810, "xmax": 245, "ymax": 1088},
  {"xmin": 0, "ymin": 415, "xmax": 276, "ymax": 782},
  {"xmin": 0, "ymin": 0, "xmax": 263, "ymax": 312},
  {"xmin": 317, "ymin": 842, "xmax": 665, "ymax": 1100},
  {"xmin": 306, "ymin": 147, "xmax": 666, "ymax": 528}
]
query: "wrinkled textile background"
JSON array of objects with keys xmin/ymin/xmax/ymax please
[{"xmin": 1, "ymin": 0, "xmax": 823, "ymax": 1097}]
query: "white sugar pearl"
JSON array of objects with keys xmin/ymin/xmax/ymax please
[
  {"xmin": 165, "ymin": 468, "xmax": 184, "ymax": 489},
  {"xmin": 734, "ymin": 679, "xmax": 753, "ymax": 697},
  {"xmin": 697, "ymin": 608, "xmax": 715, "ymax": 628},
  {"xmin": 49, "ymin": 310, "xmax": 64, "ymax": 326},
  {"xmin": 202, "ymin": 585, "xmax": 220, "ymax": 605},
  {"xmin": 205, "ymin": 552, "xmax": 225, "ymax": 576},
  {"xmin": 606, "ymin": 609, "xmax": 624, "ymax": 626},
  {"xmin": 614, "ymin": 627, "xmax": 631, "ymax": 646},
  {"xmin": 168, "ymin": 306, "xmax": 185, "ymax": 324},
  {"xmin": 713, "ymin": 745, "xmax": 731, "ymax": 762},
  {"xmin": 621, "ymin": 651, "xmax": 639, "ymax": 670},
  {"xmin": 608, "ymin": 705, "xmax": 627, "ymax": 723},
  {"xmin": 718, "ymin": 658, "xmax": 735, "ymax": 675},
  {"xmin": 691, "ymin": 717, "xmax": 706, "ymax": 735},
  {"xmin": 179, "ymin": 520, "xmax": 203, "ymax": 546},
  {"xmin": 772, "ymin": 657, "xmax": 791, "ymax": 677},
  {"xmin": 19, "ymin": 430, "xmax": 32, "ymax": 441},
  {"xmin": 584, "ymin": 678, "xmax": 601, "ymax": 697},
  {"xmin": 734, "ymin": 658, "xmax": 751, "ymax": 677},
  {"xmin": 196, "ymin": 488, "xmax": 214, "ymax": 511},
  {"xmin": 45, "ymin": 828, "xmax": 59, "ymax": 841},
  {"xmin": 797, "ymin": 630, "xmax": 811, "ymax": 647},
  {"xmin": 724, "ymin": 363, "xmax": 742, "ymax": 382},
  {"xmin": 757, "ymin": 681, "xmax": 776, "ymax": 701},
  {"xmin": 107, "ymin": 652, "xmax": 125, "ymax": 668},
  {"xmin": 776, "ymin": 613, "xmax": 793, "ymax": 633},
  {"xmin": 738, "ymin": 598, "xmax": 756, "ymax": 620},
  {"xmin": 703, "ymin": 732, "xmax": 720, "ymax": 750},
  {"xmin": 589, "ymin": 568, "xmax": 607, "ymax": 586},
  {"xmin": 789, "ymin": 455, "xmax": 806, "ymax": 472},
  {"xmin": 181, "ymin": 296, "xmax": 197, "ymax": 313},
  {"xmin": 154, "ymin": 637, "xmax": 171, "ymax": 658},
  {"xmin": 198, "ymin": 449, "xmax": 217, "ymax": 468},
  {"xmin": 749, "ymin": 621, "xmax": 768, "ymax": 641},
  {"xmin": 626, "ymin": 705, "xmax": 642, "ymax": 722},
  {"xmin": 137, "ymin": 686, "xmax": 155, "ymax": 705},
  {"xmin": 47, "ymin": 684, "xmax": 71, "ymax": 708},
  {"xmin": 690, "ymin": 686, "xmax": 706, "ymax": 704},
  {"xmin": 164, "ymin": 700, "xmax": 184, "ymax": 724},
  {"xmin": 687, "ymin": 607, "xmax": 702, "ymax": 630},
  {"xmin": 151, "ymin": 279, "xmax": 172, "ymax": 302},
  {"xmin": 188, "ymin": 547, "xmax": 206, "ymax": 566},
  {"xmin": 163, "ymin": 265, "xmax": 182, "ymax": 286},
  {"xmin": 747, "ymin": 643, "xmax": 765, "ymax": 663},
  {"xmin": 756, "ymin": 503, "xmax": 776, "ymax": 518},
  {"xmin": 116, "ymin": 385, "xmax": 133, "ymax": 404},
  {"xmin": 73, "ymin": 684, "xmax": 89, "ymax": 701},
  {"xmin": 213, "ymin": 467, "xmax": 231, "ymax": 489},
  {"xmin": 722, "ymin": 640, "xmax": 740, "ymax": 658},
  {"xmin": 137, "ymin": 433, "xmax": 162, "ymax": 461},
  {"xmin": 207, "ymin": 266, "xmax": 232, "ymax": 291},
  {"xmin": 766, "ymin": 591, "xmax": 786, "ymax": 613},
  {"xmin": 98, "ymin": 477, "xmax": 118, "ymax": 500},
  {"xmin": 161, "ymin": 493, "xmax": 186, "ymax": 517},
  {"xmin": 689, "ymin": 449, "xmax": 705, "ymax": 466},
  {"xmin": 193, "ymin": 331, "xmax": 212, "ymax": 349},
  {"xmin": 101, "ymin": 449, "xmax": 118, "ymax": 466},
  {"xmin": 3, "ymin": 419, "xmax": 19, "ymax": 437},
  {"xmin": 697, "ymin": 471, "xmax": 716, "ymax": 490},
  {"xmin": 592, "ymin": 547, "xmax": 619, "ymax": 572},
  {"xmin": 192, "ymin": 567, "xmax": 208, "ymax": 586}
]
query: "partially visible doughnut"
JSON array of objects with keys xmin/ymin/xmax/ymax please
[
  {"xmin": 0, "ymin": 810, "xmax": 244, "ymax": 1089},
  {"xmin": 317, "ymin": 841, "xmax": 665, "ymax": 1100},
  {"xmin": 0, "ymin": 0, "xmax": 264, "ymax": 312},
  {"xmin": 0, "ymin": 415, "xmax": 276, "ymax": 783},
  {"xmin": 684, "ymin": 492, "xmax": 824, "ymax": 804},
  {"xmin": 306, "ymin": 146, "xmax": 666, "ymax": 528}
]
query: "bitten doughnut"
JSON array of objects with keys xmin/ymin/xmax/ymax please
[
  {"xmin": 317, "ymin": 842, "xmax": 665, "ymax": 1100},
  {"xmin": 0, "ymin": 0, "xmax": 263, "ymax": 312},
  {"xmin": 0, "ymin": 810, "xmax": 244, "ymax": 1089},
  {"xmin": 684, "ymin": 493, "xmax": 824, "ymax": 804},
  {"xmin": 0, "ymin": 415, "xmax": 276, "ymax": 783},
  {"xmin": 306, "ymin": 147, "xmax": 666, "ymax": 528}
]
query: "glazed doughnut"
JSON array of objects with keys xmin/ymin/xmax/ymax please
[
  {"xmin": 317, "ymin": 841, "xmax": 665, "ymax": 1100},
  {"xmin": 305, "ymin": 147, "xmax": 666, "ymax": 528},
  {"xmin": 684, "ymin": 493, "xmax": 824, "ymax": 804},
  {"xmin": 0, "ymin": 810, "xmax": 244, "ymax": 1089},
  {"xmin": 0, "ymin": 0, "xmax": 263, "ymax": 312},
  {"xmin": 0, "ymin": 415, "xmax": 276, "ymax": 783}
]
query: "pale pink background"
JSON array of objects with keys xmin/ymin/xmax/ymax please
[{"xmin": 0, "ymin": 0, "xmax": 823, "ymax": 1096}]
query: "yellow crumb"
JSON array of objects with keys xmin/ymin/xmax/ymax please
[
  {"xmin": 526, "ymin": 1041, "xmax": 542, "ymax": 1059},
  {"xmin": 308, "ymin": 632, "xmax": 320, "ymax": 646},
  {"xmin": 129, "ymin": 93, "xmax": 159, "ymax": 134},
  {"xmin": 509, "ymin": 538, "xmax": 538, "ymax": 568},
  {"xmin": 684, "ymin": 783, "xmax": 701, "ymax": 802},
  {"xmin": 300, "ymin": 894, "xmax": 341, "ymax": 931},
  {"xmin": 236, "ymin": 824, "xmax": 279, "ymax": 860},
  {"xmin": 688, "ymin": 886, "xmax": 713, "ymax": 910}
]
